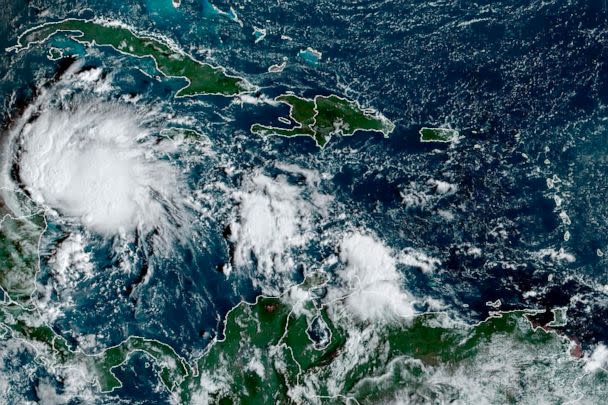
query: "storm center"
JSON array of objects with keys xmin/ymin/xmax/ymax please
[{"xmin": 15, "ymin": 102, "xmax": 178, "ymax": 234}]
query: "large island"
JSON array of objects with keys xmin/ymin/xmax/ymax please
[
  {"xmin": 251, "ymin": 94, "xmax": 395, "ymax": 148},
  {"xmin": 10, "ymin": 19, "xmax": 252, "ymax": 97}
]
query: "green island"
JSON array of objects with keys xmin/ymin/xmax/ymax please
[
  {"xmin": 10, "ymin": 19, "xmax": 251, "ymax": 97},
  {"xmin": 419, "ymin": 127, "xmax": 459, "ymax": 142},
  {"xmin": 251, "ymin": 94, "xmax": 395, "ymax": 148},
  {"xmin": 47, "ymin": 47, "xmax": 63, "ymax": 60}
]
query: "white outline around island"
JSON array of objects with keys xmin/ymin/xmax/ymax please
[
  {"xmin": 250, "ymin": 93, "xmax": 396, "ymax": 149},
  {"xmin": 7, "ymin": 18, "xmax": 257, "ymax": 98}
]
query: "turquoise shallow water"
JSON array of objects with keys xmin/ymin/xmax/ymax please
[{"xmin": 298, "ymin": 48, "xmax": 321, "ymax": 66}]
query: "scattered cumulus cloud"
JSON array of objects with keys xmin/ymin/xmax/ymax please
[
  {"xmin": 229, "ymin": 170, "xmax": 330, "ymax": 293},
  {"xmin": 336, "ymin": 232, "xmax": 418, "ymax": 323},
  {"xmin": 584, "ymin": 344, "xmax": 608, "ymax": 372},
  {"xmin": 398, "ymin": 248, "xmax": 441, "ymax": 274}
]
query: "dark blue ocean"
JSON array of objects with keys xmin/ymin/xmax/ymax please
[{"xmin": 3, "ymin": 0, "xmax": 608, "ymax": 402}]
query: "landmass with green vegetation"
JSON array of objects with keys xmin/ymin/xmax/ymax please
[
  {"xmin": 1, "ymin": 207, "xmax": 603, "ymax": 405},
  {"xmin": 2, "ymin": 21, "xmax": 606, "ymax": 403},
  {"xmin": 0, "ymin": 190, "xmax": 45, "ymax": 304},
  {"xmin": 251, "ymin": 94, "xmax": 395, "ymax": 148},
  {"xmin": 419, "ymin": 127, "xmax": 459, "ymax": 142},
  {"xmin": 96, "ymin": 291, "xmax": 608, "ymax": 403},
  {"xmin": 10, "ymin": 19, "xmax": 252, "ymax": 97}
]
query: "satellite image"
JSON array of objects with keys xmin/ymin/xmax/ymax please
[{"xmin": 1, "ymin": 0, "xmax": 608, "ymax": 403}]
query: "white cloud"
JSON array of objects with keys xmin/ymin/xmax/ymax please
[
  {"xmin": 399, "ymin": 248, "xmax": 440, "ymax": 274},
  {"xmin": 190, "ymin": 371, "xmax": 230, "ymax": 404},
  {"xmin": 15, "ymin": 101, "xmax": 183, "ymax": 235},
  {"xmin": 36, "ymin": 381, "xmax": 70, "ymax": 405},
  {"xmin": 400, "ymin": 189, "xmax": 431, "ymax": 209},
  {"xmin": 232, "ymin": 94, "xmax": 280, "ymax": 106},
  {"xmin": 49, "ymin": 233, "xmax": 94, "ymax": 286},
  {"xmin": 400, "ymin": 179, "xmax": 457, "ymax": 210},
  {"xmin": 584, "ymin": 344, "xmax": 608, "ymax": 372},
  {"xmin": 285, "ymin": 284, "xmax": 314, "ymax": 317},
  {"xmin": 229, "ymin": 171, "xmax": 329, "ymax": 293},
  {"xmin": 427, "ymin": 179, "xmax": 457, "ymax": 195},
  {"xmin": 336, "ymin": 233, "xmax": 417, "ymax": 323},
  {"xmin": 246, "ymin": 349, "xmax": 266, "ymax": 379},
  {"xmin": 37, "ymin": 233, "xmax": 96, "ymax": 323},
  {"xmin": 535, "ymin": 248, "xmax": 576, "ymax": 263},
  {"xmin": 1, "ymin": 64, "xmax": 192, "ymax": 241}
]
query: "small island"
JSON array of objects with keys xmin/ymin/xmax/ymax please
[
  {"xmin": 419, "ymin": 127, "xmax": 459, "ymax": 143},
  {"xmin": 251, "ymin": 94, "xmax": 395, "ymax": 148},
  {"xmin": 10, "ymin": 19, "xmax": 252, "ymax": 97}
]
